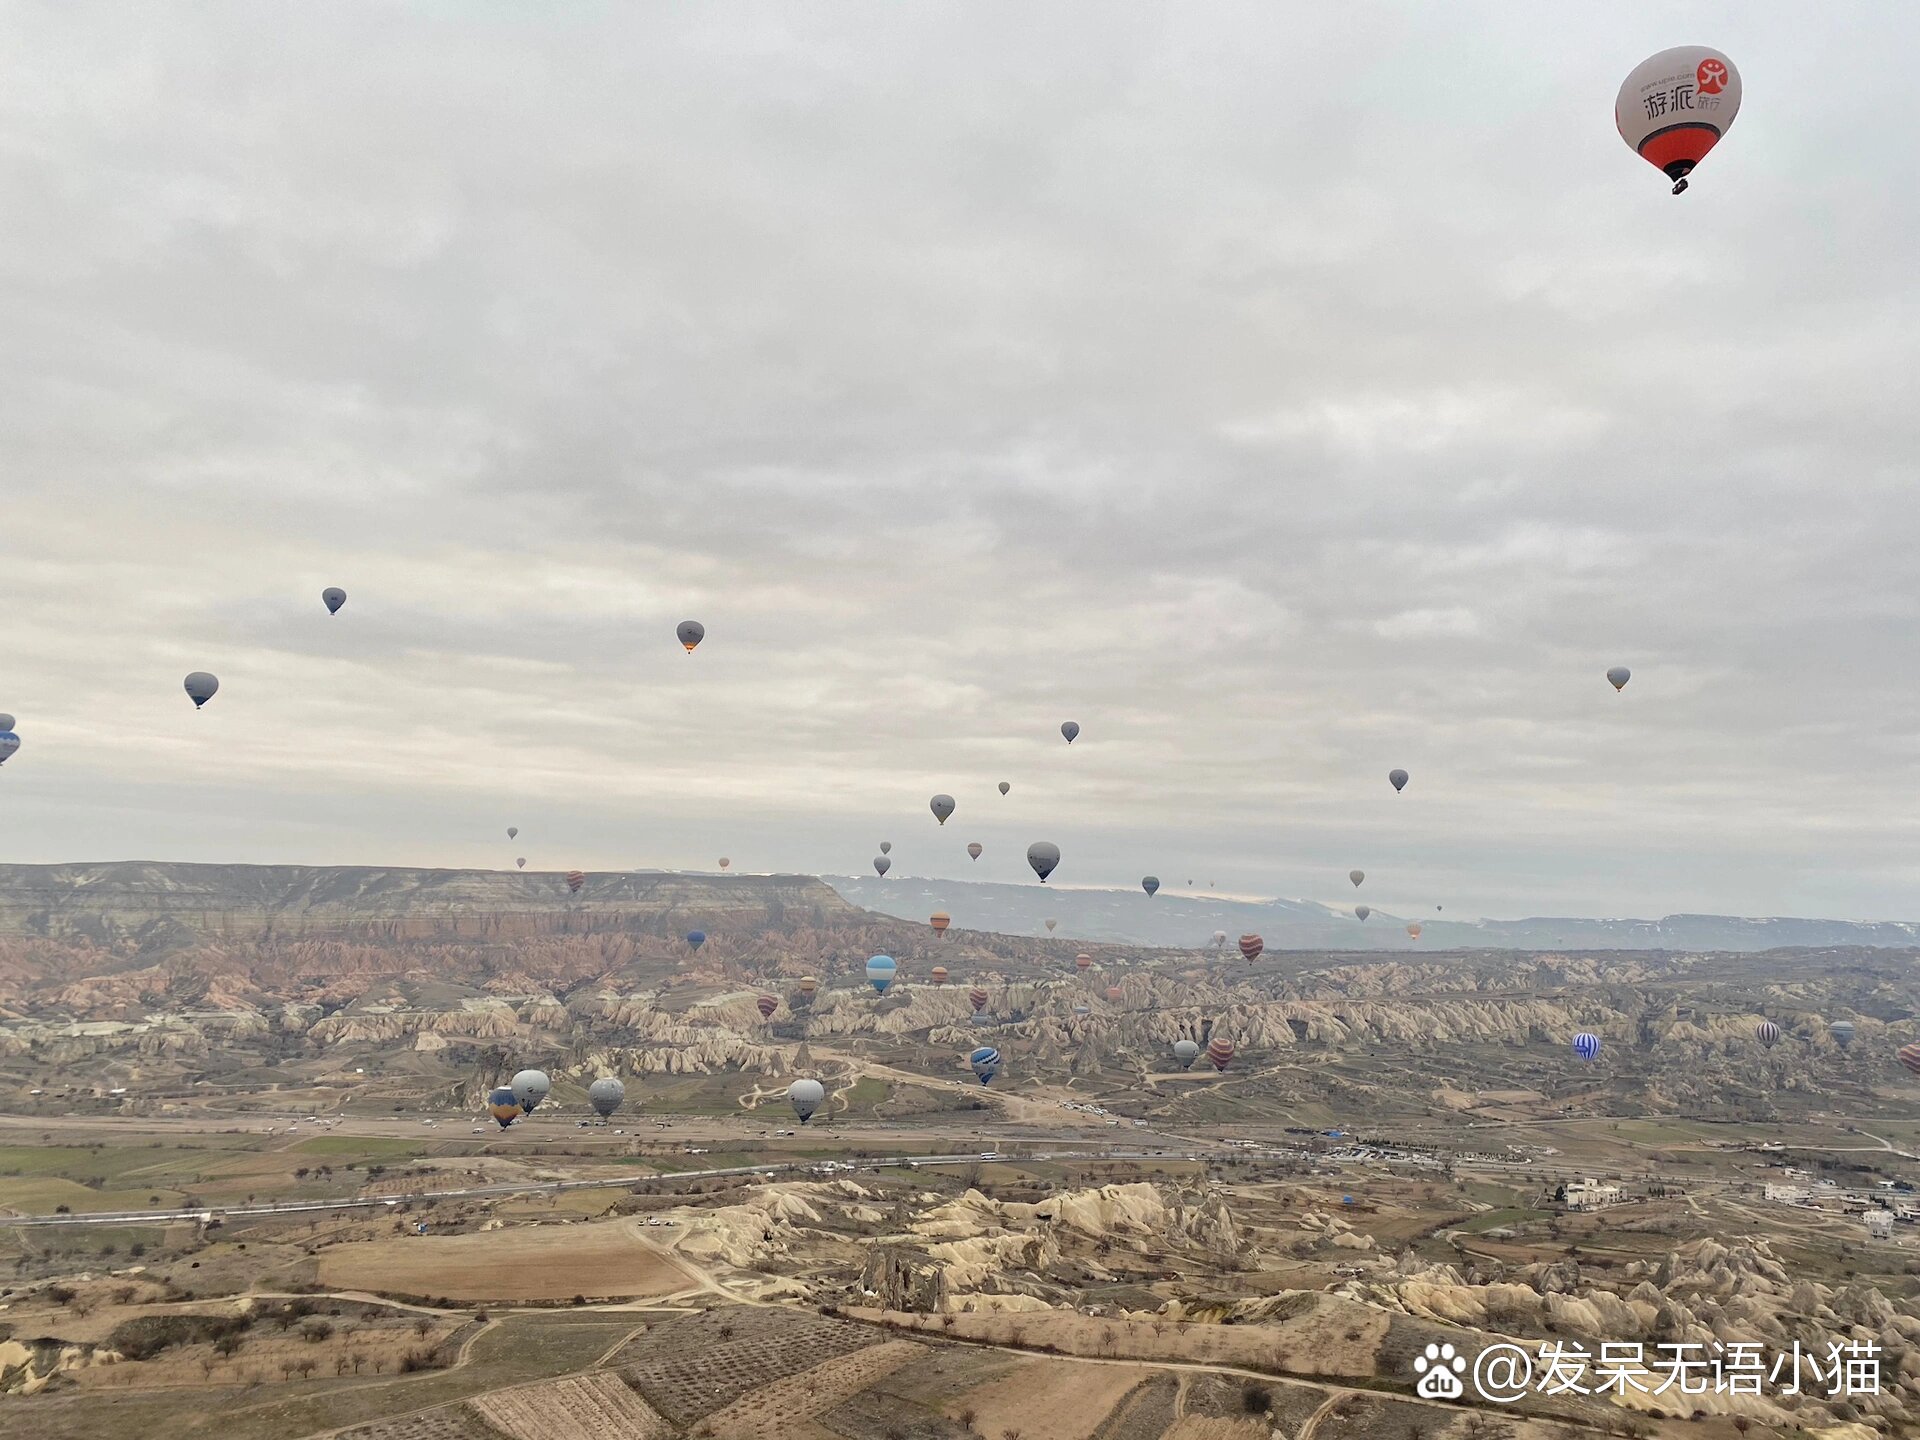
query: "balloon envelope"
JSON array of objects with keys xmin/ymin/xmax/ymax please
[
  {"xmin": 510, "ymin": 1069, "xmax": 551, "ymax": 1112},
  {"xmin": 929, "ymin": 912, "xmax": 951, "ymax": 934},
  {"xmin": 880, "ymin": 841, "xmax": 892, "ymax": 854},
  {"xmin": 1406, "ymin": 923, "xmax": 1422, "ymax": 940},
  {"xmin": 588, "ymin": 1077, "xmax": 625, "ymax": 1118},
  {"xmin": 756, "ymin": 995, "xmax": 778, "ymax": 1019},
  {"xmin": 930, "ymin": 966, "xmax": 948, "ymax": 985},
  {"xmin": 1105, "ymin": 985, "xmax": 1122, "ymax": 1003},
  {"xmin": 0, "ymin": 732, "xmax": 17, "ymax": 765},
  {"xmin": 686, "ymin": 931, "xmax": 706, "ymax": 951},
  {"xmin": 1141, "ymin": 876, "xmax": 1159, "ymax": 897},
  {"xmin": 967, "ymin": 843, "xmax": 983, "ymax": 861},
  {"xmin": 1899, "ymin": 1043, "xmax": 1920, "ymax": 1077},
  {"xmin": 1075, "ymin": 953, "xmax": 1092, "ymax": 972},
  {"xmin": 1573, "ymin": 1033, "xmax": 1601, "ymax": 1061},
  {"xmin": 1388, "ymin": 769, "xmax": 1408, "ymax": 792},
  {"xmin": 1044, "ymin": 918, "xmax": 1057, "ymax": 932},
  {"xmin": 718, "ymin": 858, "xmax": 730, "ymax": 870},
  {"xmin": 515, "ymin": 858, "xmax": 525, "ymax": 868},
  {"xmin": 1072, "ymin": 1002, "xmax": 1091, "ymax": 1019},
  {"xmin": 1173, "ymin": 1038, "xmax": 1200, "ymax": 1069},
  {"xmin": 1831, "ymin": 1020, "xmax": 1856, "ymax": 1049},
  {"xmin": 487, "ymin": 1086, "xmax": 522, "ymax": 1128},
  {"xmin": 1355, "ymin": 904, "xmax": 1370, "ymax": 921},
  {"xmin": 798, "ymin": 976, "xmax": 818, "ymax": 996},
  {"xmin": 677, "ymin": 619, "xmax": 705, "ymax": 652},
  {"xmin": 184, "ymin": 672, "xmax": 219, "ymax": 708},
  {"xmin": 1027, "ymin": 841, "xmax": 1061, "ymax": 882},
  {"xmin": 969, "ymin": 1046, "xmax": 1001, "ymax": 1084},
  {"xmin": 1212, "ymin": 931, "xmax": 1226, "ymax": 947},
  {"xmin": 566, "ymin": 871, "xmax": 585, "ymax": 894},
  {"xmin": 788, "ymin": 1078, "xmax": 825, "ymax": 1123},
  {"xmin": 1349, "ymin": 870, "xmax": 1365, "ymax": 887},
  {"xmin": 1616, "ymin": 47, "xmax": 1740, "ymax": 193},
  {"xmin": 507, "ymin": 827, "xmax": 518, "ymax": 839},
  {"xmin": 0, "ymin": 715, "xmax": 13, "ymax": 732},
  {"xmin": 322, "ymin": 587, "xmax": 346, "ymax": 615},
  {"xmin": 998, "ymin": 781, "xmax": 1010, "ymax": 795},
  {"xmin": 968, "ymin": 986, "xmax": 989, "ymax": 1012},
  {"xmin": 1060, "ymin": 721, "xmax": 1080, "ymax": 743},
  {"xmin": 1206, "ymin": 1037, "xmax": 1235, "ymax": 1072},
  {"xmin": 930, "ymin": 794, "xmax": 955, "ymax": 825},
  {"xmin": 1607, "ymin": 666, "xmax": 1631, "ymax": 691},
  {"xmin": 1238, "ymin": 934, "xmax": 1263, "ymax": 963},
  {"xmin": 866, "ymin": 954, "xmax": 897, "ymax": 994},
  {"xmin": 874, "ymin": 855, "xmax": 892, "ymax": 876},
  {"xmin": 1756, "ymin": 1020, "xmax": 1781, "ymax": 1049}
]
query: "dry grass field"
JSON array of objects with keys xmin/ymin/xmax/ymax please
[
  {"xmin": 317, "ymin": 1217, "xmax": 695, "ymax": 1301},
  {"xmin": 950, "ymin": 1357, "xmax": 1156, "ymax": 1440},
  {"xmin": 614, "ymin": 1306, "xmax": 884, "ymax": 1423},
  {"xmin": 468, "ymin": 1370, "xmax": 671, "ymax": 1440}
]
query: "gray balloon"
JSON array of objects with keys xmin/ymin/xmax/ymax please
[
  {"xmin": 787, "ymin": 1078, "xmax": 826, "ymax": 1123},
  {"xmin": 874, "ymin": 855, "xmax": 891, "ymax": 876},
  {"xmin": 516, "ymin": 857, "xmax": 526, "ymax": 869},
  {"xmin": 322, "ymin": 587, "xmax": 346, "ymax": 615},
  {"xmin": 1141, "ymin": 876, "xmax": 1160, "ymax": 897},
  {"xmin": 0, "ymin": 714, "xmax": 14, "ymax": 732},
  {"xmin": 1060, "ymin": 721, "xmax": 1080, "ymax": 743},
  {"xmin": 1389, "ymin": 769, "xmax": 1408, "ymax": 792},
  {"xmin": 184, "ymin": 672, "xmax": 220, "ymax": 708},
  {"xmin": 1349, "ymin": 870, "xmax": 1365, "ymax": 887},
  {"xmin": 677, "ymin": 619, "xmax": 705, "ymax": 651},
  {"xmin": 1607, "ymin": 666, "xmax": 1631, "ymax": 691},
  {"xmin": 930, "ymin": 794, "xmax": 955, "ymax": 825},
  {"xmin": 0, "ymin": 732, "xmax": 16, "ymax": 765},
  {"xmin": 1355, "ymin": 904, "xmax": 1371, "ymax": 921},
  {"xmin": 1173, "ymin": 1038, "xmax": 1200, "ymax": 1069},
  {"xmin": 998, "ymin": 781, "xmax": 1010, "ymax": 795},
  {"xmin": 510, "ymin": 1069, "xmax": 551, "ymax": 1112},
  {"xmin": 1831, "ymin": 1020, "xmax": 1856, "ymax": 1049},
  {"xmin": 1027, "ymin": 841, "xmax": 1060, "ymax": 883},
  {"xmin": 507, "ymin": 827, "xmax": 518, "ymax": 839},
  {"xmin": 879, "ymin": 841, "xmax": 892, "ymax": 854},
  {"xmin": 588, "ymin": 1076, "xmax": 625, "ymax": 1119}
]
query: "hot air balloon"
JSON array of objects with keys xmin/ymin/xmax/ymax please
[
  {"xmin": 1899, "ymin": 1043, "xmax": 1920, "ymax": 1077},
  {"xmin": 0, "ymin": 732, "xmax": 17, "ymax": 766},
  {"xmin": 588, "ymin": 1077, "xmax": 625, "ymax": 1119},
  {"xmin": 1831, "ymin": 1020, "xmax": 1856, "ymax": 1050},
  {"xmin": 874, "ymin": 855, "xmax": 892, "ymax": 876},
  {"xmin": 1349, "ymin": 870, "xmax": 1365, "ymax": 887},
  {"xmin": 1141, "ymin": 876, "xmax": 1159, "ymax": 897},
  {"xmin": 0, "ymin": 715, "xmax": 14, "ymax": 732},
  {"xmin": 1573, "ymin": 1033, "xmax": 1601, "ymax": 1061},
  {"xmin": 998, "ymin": 781, "xmax": 1010, "ymax": 795},
  {"xmin": 967, "ymin": 842, "xmax": 983, "ymax": 861},
  {"xmin": 1075, "ymin": 953, "xmax": 1092, "ymax": 973},
  {"xmin": 1406, "ymin": 923, "xmax": 1422, "ymax": 940},
  {"xmin": 511, "ymin": 1069, "xmax": 551, "ymax": 1112},
  {"xmin": 1072, "ymin": 1002, "xmax": 1092, "ymax": 1020},
  {"xmin": 930, "ymin": 965, "xmax": 948, "ymax": 985},
  {"xmin": 515, "ymin": 857, "xmax": 526, "ymax": 869},
  {"xmin": 1173, "ymin": 1038, "xmax": 1200, "ymax": 1069},
  {"xmin": 866, "ymin": 955, "xmax": 896, "ymax": 995},
  {"xmin": 1607, "ymin": 666, "xmax": 1631, "ymax": 692},
  {"xmin": 718, "ymin": 857, "xmax": 730, "ymax": 870},
  {"xmin": 322, "ymin": 587, "xmax": 346, "ymax": 615},
  {"xmin": 1212, "ymin": 930, "xmax": 1227, "ymax": 949},
  {"xmin": 1205, "ymin": 1036, "xmax": 1235, "ymax": 1072},
  {"xmin": 968, "ymin": 986, "xmax": 989, "ymax": 1013},
  {"xmin": 1756, "ymin": 1020, "xmax": 1781, "ymax": 1050},
  {"xmin": 677, "ymin": 620, "xmax": 705, "ymax": 653},
  {"xmin": 1238, "ymin": 934, "xmax": 1263, "ymax": 963},
  {"xmin": 1044, "ymin": 918, "xmax": 1058, "ymax": 932},
  {"xmin": 487, "ymin": 1087, "xmax": 522, "ymax": 1128},
  {"xmin": 1617, "ymin": 47, "xmax": 1741, "ymax": 194},
  {"xmin": 1105, "ymin": 985, "xmax": 1122, "ymax": 1003},
  {"xmin": 686, "ymin": 930, "xmax": 706, "ymax": 951},
  {"xmin": 507, "ymin": 827, "xmax": 518, "ymax": 839},
  {"xmin": 1389, "ymin": 769, "xmax": 1408, "ymax": 792},
  {"xmin": 1060, "ymin": 721, "xmax": 1080, "ymax": 743},
  {"xmin": 184, "ymin": 672, "xmax": 219, "ymax": 709},
  {"xmin": 930, "ymin": 794, "xmax": 955, "ymax": 825},
  {"xmin": 880, "ymin": 841, "xmax": 892, "ymax": 855},
  {"xmin": 969, "ymin": 1046, "xmax": 1001, "ymax": 1084},
  {"xmin": 756, "ymin": 994, "xmax": 778, "ymax": 1020},
  {"xmin": 929, "ymin": 912, "xmax": 951, "ymax": 935},
  {"xmin": 1355, "ymin": 904, "xmax": 1370, "ymax": 921},
  {"xmin": 1027, "ymin": 842, "xmax": 1060, "ymax": 883},
  {"xmin": 798, "ymin": 976, "xmax": 818, "ymax": 999},
  {"xmin": 788, "ymin": 1078, "xmax": 825, "ymax": 1123},
  {"xmin": 566, "ymin": 870, "xmax": 586, "ymax": 895}
]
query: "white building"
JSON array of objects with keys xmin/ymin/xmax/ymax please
[
  {"xmin": 1563, "ymin": 1179, "xmax": 1623, "ymax": 1211},
  {"xmin": 1866, "ymin": 1211, "xmax": 1895, "ymax": 1241},
  {"xmin": 1765, "ymin": 1183, "xmax": 1810, "ymax": 1204}
]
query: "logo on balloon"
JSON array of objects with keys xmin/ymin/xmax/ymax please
[{"xmin": 1696, "ymin": 58, "xmax": 1728, "ymax": 94}]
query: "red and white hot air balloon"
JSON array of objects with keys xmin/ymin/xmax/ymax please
[
  {"xmin": 930, "ymin": 965, "xmax": 949, "ymax": 985},
  {"xmin": 1075, "ymin": 953, "xmax": 1092, "ymax": 973},
  {"xmin": 968, "ymin": 986, "xmax": 989, "ymax": 1013},
  {"xmin": 1616, "ymin": 46, "xmax": 1741, "ymax": 195},
  {"xmin": 755, "ymin": 995, "xmax": 778, "ymax": 1020},
  {"xmin": 1238, "ymin": 933, "xmax": 1263, "ymax": 964},
  {"xmin": 565, "ymin": 870, "xmax": 586, "ymax": 895},
  {"xmin": 1205, "ymin": 1036, "xmax": 1236, "ymax": 1072}
]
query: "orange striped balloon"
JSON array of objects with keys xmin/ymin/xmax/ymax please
[
  {"xmin": 1899, "ymin": 1042, "xmax": 1920, "ymax": 1077},
  {"xmin": 1238, "ymin": 934, "xmax": 1263, "ymax": 963}
]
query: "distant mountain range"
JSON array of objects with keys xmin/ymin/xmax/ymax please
[{"xmin": 823, "ymin": 874, "xmax": 1920, "ymax": 953}]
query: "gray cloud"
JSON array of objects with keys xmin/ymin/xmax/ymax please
[{"xmin": 2, "ymin": 3, "xmax": 1918, "ymax": 922}]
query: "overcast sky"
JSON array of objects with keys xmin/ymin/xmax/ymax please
[{"xmin": 2, "ymin": 3, "xmax": 1917, "ymax": 922}]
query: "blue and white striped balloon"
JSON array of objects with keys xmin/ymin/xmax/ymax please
[
  {"xmin": 0, "ymin": 731, "xmax": 18, "ymax": 766},
  {"xmin": 1572, "ymin": 1032, "xmax": 1601, "ymax": 1061},
  {"xmin": 969, "ymin": 1046, "xmax": 1000, "ymax": 1084},
  {"xmin": 866, "ymin": 954, "xmax": 896, "ymax": 995}
]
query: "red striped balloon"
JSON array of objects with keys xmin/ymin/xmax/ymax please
[
  {"xmin": 1206, "ymin": 1036, "xmax": 1236, "ymax": 1072},
  {"xmin": 565, "ymin": 870, "xmax": 586, "ymax": 894},
  {"xmin": 930, "ymin": 965, "xmax": 949, "ymax": 985},
  {"xmin": 968, "ymin": 987, "xmax": 989, "ymax": 1013},
  {"xmin": 1899, "ymin": 1042, "xmax": 1920, "ymax": 1077},
  {"xmin": 1105, "ymin": 985, "xmax": 1122, "ymax": 1003},
  {"xmin": 755, "ymin": 995, "xmax": 777, "ymax": 1020},
  {"xmin": 1237, "ymin": 934, "xmax": 1263, "ymax": 963},
  {"xmin": 1075, "ymin": 953, "xmax": 1092, "ymax": 972}
]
